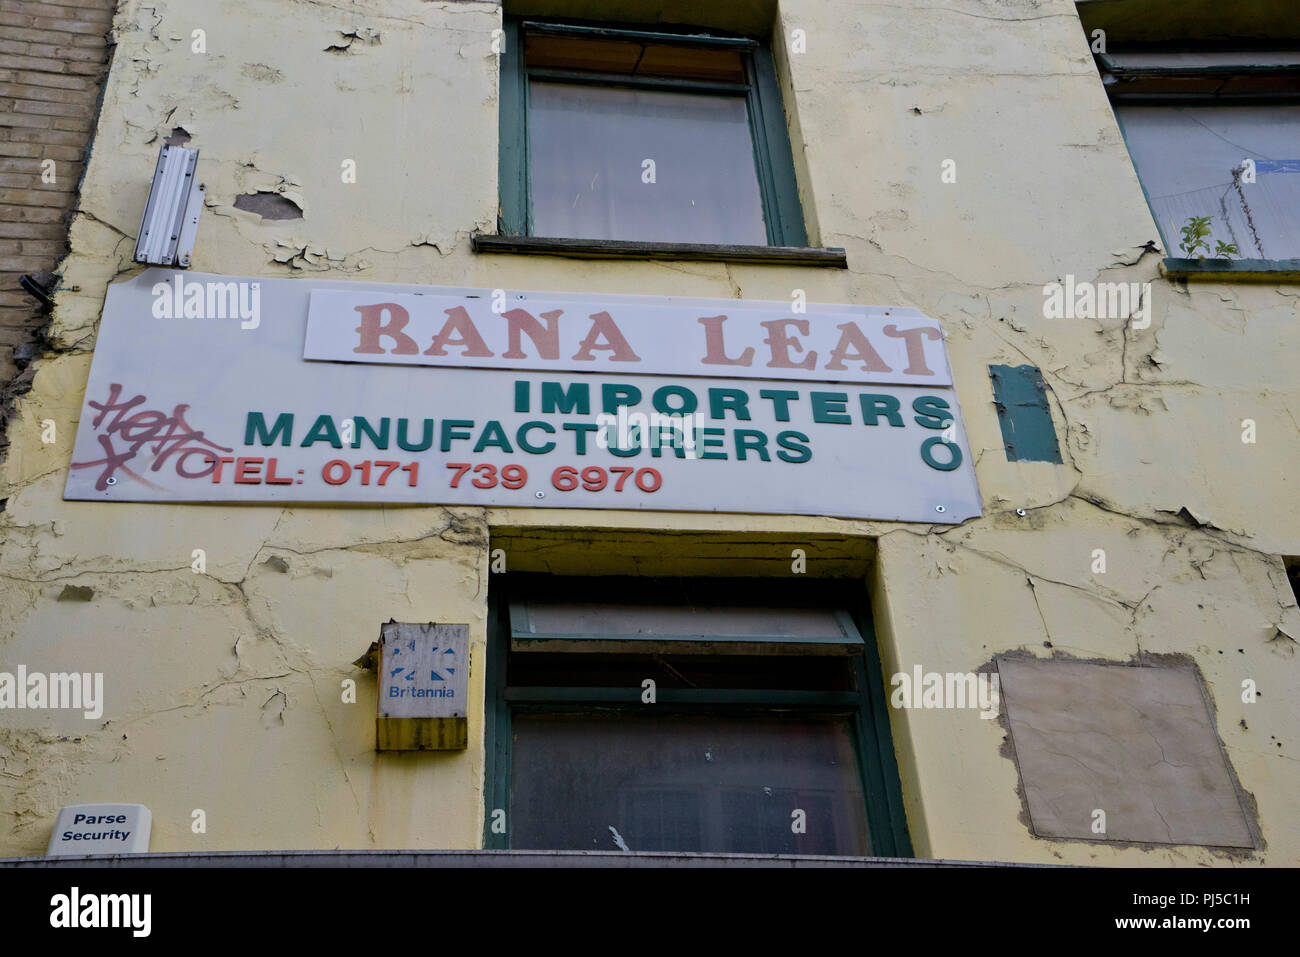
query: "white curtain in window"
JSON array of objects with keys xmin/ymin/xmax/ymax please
[
  {"xmin": 1120, "ymin": 105, "xmax": 1300, "ymax": 258},
  {"xmin": 528, "ymin": 82, "xmax": 769, "ymax": 245}
]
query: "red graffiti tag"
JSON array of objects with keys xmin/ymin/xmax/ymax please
[{"xmin": 70, "ymin": 383, "xmax": 233, "ymax": 491}]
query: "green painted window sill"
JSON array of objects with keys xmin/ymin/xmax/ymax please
[
  {"xmin": 471, "ymin": 233, "xmax": 849, "ymax": 268},
  {"xmin": 1161, "ymin": 258, "xmax": 1300, "ymax": 281}
]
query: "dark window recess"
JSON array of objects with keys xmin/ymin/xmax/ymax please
[
  {"xmin": 484, "ymin": 574, "xmax": 912, "ymax": 858},
  {"xmin": 510, "ymin": 712, "xmax": 869, "ymax": 855},
  {"xmin": 509, "ymin": 652, "xmax": 856, "ymax": 691},
  {"xmin": 989, "ymin": 364, "xmax": 1063, "ymax": 464},
  {"xmin": 1287, "ymin": 559, "xmax": 1300, "ymax": 606}
]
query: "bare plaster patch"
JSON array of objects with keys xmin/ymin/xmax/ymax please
[{"xmin": 997, "ymin": 656, "xmax": 1255, "ymax": 850}]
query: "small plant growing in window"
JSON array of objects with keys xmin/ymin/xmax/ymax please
[{"xmin": 1178, "ymin": 215, "xmax": 1240, "ymax": 259}]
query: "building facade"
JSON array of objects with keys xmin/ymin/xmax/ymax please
[
  {"xmin": 0, "ymin": 0, "xmax": 1297, "ymax": 865},
  {"xmin": 0, "ymin": 0, "xmax": 116, "ymax": 460}
]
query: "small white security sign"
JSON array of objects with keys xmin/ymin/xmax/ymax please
[{"xmin": 47, "ymin": 803, "xmax": 151, "ymax": 856}]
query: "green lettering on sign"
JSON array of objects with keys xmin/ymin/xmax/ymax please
[{"xmin": 246, "ymin": 412, "xmax": 293, "ymax": 447}]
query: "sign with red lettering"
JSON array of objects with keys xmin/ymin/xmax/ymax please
[
  {"xmin": 304, "ymin": 288, "xmax": 952, "ymax": 387},
  {"xmin": 63, "ymin": 270, "xmax": 982, "ymax": 523}
]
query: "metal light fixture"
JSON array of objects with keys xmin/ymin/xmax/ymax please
[{"xmin": 133, "ymin": 144, "xmax": 204, "ymax": 267}]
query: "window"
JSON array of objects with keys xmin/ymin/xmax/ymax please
[
  {"xmin": 484, "ymin": 575, "xmax": 912, "ymax": 857},
  {"xmin": 1096, "ymin": 50, "xmax": 1300, "ymax": 268},
  {"xmin": 1117, "ymin": 101, "xmax": 1300, "ymax": 260},
  {"xmin": 496, "ymin": 19, "xmax": 808, "ymax": 248}
]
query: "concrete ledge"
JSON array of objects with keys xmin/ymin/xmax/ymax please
[
  {"xmin": 0, "ymin": 849, "xmax": 1063, "ymax": 868},
  {"xmin": 1161, "ymin": 258, "xmax": 1300, "ymax": 281},
  {"xmin": 471, "ymin": 234, "xmax": 850, "ymax": 268}
]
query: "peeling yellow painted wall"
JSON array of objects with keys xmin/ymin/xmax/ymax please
[{"xmin": 1, "ymin": 0, "xmax": 1297, "ymax": 863}]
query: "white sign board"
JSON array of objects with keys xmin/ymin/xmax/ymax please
[
  {"xmin": 379, "ymin": 622, "xmax": 468, "ymax": 720},
  {"xmin": 47, "ymin": 803, "xmax": 151, "ymax": 856},
  {"xmin": 304, "ymin": 287, "xmax": 954, "ymax": 386},
  {"xmin": 377, "ymin": 622, "xmax": 469, "ymax": 751},
  {"xmin": 64, "ymin": 271, "xmax": 982, "ymax": 524}
]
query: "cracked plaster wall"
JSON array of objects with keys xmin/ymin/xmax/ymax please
[{"xmin": 0, "ymin": 0, "xmax": 1297, "ymax": 862}]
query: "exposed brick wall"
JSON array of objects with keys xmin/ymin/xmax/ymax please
[{"xmin": 0, "ymin": 0, "xmax": 116, "ymax": 427}]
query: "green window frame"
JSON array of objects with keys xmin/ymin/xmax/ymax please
[
  {"xmin": 496, "ymin": 17, "xmax": 808, "ymax": 248},
  {"xmin": 483, "ymin": 574, "xmax": 913, "ymax": 857}
]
